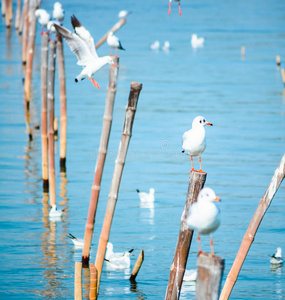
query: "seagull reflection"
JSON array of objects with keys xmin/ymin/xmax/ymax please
[{"xmin": 139, "ymin": 201, "xmax": 155, "ymax": 225}]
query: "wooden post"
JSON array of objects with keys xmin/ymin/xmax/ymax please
[
  {"xmin": 89, "ymin": 263, "xmax": 98, "ymax": 300},
  {"xmin": 18, "ymin": 0, "xmax": 28, "ymax": 36},
  {"xmin": 1, "ymin": 0, "xmax": 6, "ymax": 17},
  {"xmin": 5, "ymin": 0, "xmax": 13, "ymax": 28},
  {"xmin": 281, "ymin": 69, "xmax": 285, "ymax": 86},
  {"xmin": 196, "ymin": 253, "xmax": 225, "ymax": 300},
  {"xmin": 75, "ymin": 262, "xmax": 83, "ymax": 300},
  {"xmin": 81, "ymin": 56, "xmax": 119, "ymax": 267},
  {"xmin": 48, "ymin": 40, "xmax": 57, "ymax": 207},
  {"xmin": 165, "ymin": 172, "xmax": 207, "ymax": 300},
  {"xmin": 24, "ymin": 0, "xmax": 37, "ymax": 103},
  {"xmin": 57, "ymin": 33, "xmax": 67, "ymax": 172},
  {"xmin": 21, "ymin": 0, "xmax": 29, "ymax": 64},
  {"xmin": 94, "ymin": 82, "xmax": 142, "ymax": 290},
  {"xmin": 130, "ymin": 250, "xmax": 144, "ymax": 282},
  {"xmin": 15, "ymin": 0, "xmax": 21, "ymax": 30},
  {"xmin": 54, "ymin": 117, "xmax": 58, "ymax": 141},
  {"xmin": 219, "ymin": 154, "xmax": 285, "ymax": 300},
  {"xmin": 276, "ymin": 55, "xmax": 281, "ymax": 67},
  {"xmin": 41, "ymin": 32, "xmax": 49, "ymax": 193},
  {"xmin": 95, "ymin": 19, "xmax": 127, "ymax": 49}
]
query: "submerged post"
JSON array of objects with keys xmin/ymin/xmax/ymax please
[
  {"xmin": 57, "ymin": 33, "xmax": 67, "ymax": 172},
  {"xmin": 41, "ymin": 32, "xmax": 49, "ymax": 193},
  {"xmin": 129, "ymin": 250, "xmax": 144, "ymax": 282},
  {"xmin": 89, "ymin": 263, "xmax": 98, "ymax": 300},
  {"xmin": 196, "ymin": 253, "xmax": 225, "ymax": 300},
  {"xmin": 81, "ymin": 56, "xmax": 119, "ymax": 267},
  {"xmin": 75, "ymin": 262, "xmax": 83, "ymax": 300},
  {"xmin": 165, "ymin": 172, "xmax": 207, "ymax": 300},
  {"xmin": 94, "ymin": 82, "xmax": 143, "ymax": 290},
  {"xmin": 48, "ymin": 40, "xmax": 57, "ymax": 207},
  {"xmin": 219, "ymin": 154, "xmax": 285, "ymax": 300}
]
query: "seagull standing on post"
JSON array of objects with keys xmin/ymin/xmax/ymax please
[{"xmin": 107, "ymin": 31, "xmax": 125, "ymax": 56}]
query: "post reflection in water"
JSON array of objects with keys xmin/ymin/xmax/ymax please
[{"xmin": 129, "ymin": 281, "xmax": 147, "ymax": 300}]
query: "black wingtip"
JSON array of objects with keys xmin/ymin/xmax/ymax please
[
  {"xmin": 68, "ymin": 233, "xmax": 76, "ymax": 239},
  {"xmin": 182, "ymin": 150, "xmax": 185, "ymax": 153},
  {"xmin": 129, "ymin": 249, "xmax": 134, "ymax": 253},
  {"xmin": 71, "ymin": 14, "xmax": 81, "ymax": 30},
  {"xmin": 136, "ymin": 189, "xmax": 140, "ymax": 193}
]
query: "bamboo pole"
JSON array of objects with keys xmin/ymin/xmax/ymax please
[
  {"xmin": 89, "ymin": 263, "xmax": 98, "ymax": 300},
  {"xmin": 18, "ymin": 0, "xmax": 28, "ymax": 36},
  {"xmin": 129, "ymin": 250, "xmax": 144, "ymax": 282},
  {"xmin": 81, "ymin": 56, "xmax": 120, "ymax": 267},
  {"xmin": 56, "ymin": 33, "xmax": 67, "ymax": 172},
  {"xmin": 21, "ymin": 0, "xmax": 29, "ymax": 64},
  {"xmin": 41, "ymin": 32, "xmax": 49, "ymax": 193},
  {"xmin": 15, "ymin": 0, "xmax": 21, "ymax": 30},
  {"xmin": 195, "ymin": 253, "xmax": 225, "ymax": 300},
  {"xmin": 219, "ymin": 154, "xmax": 285, "ymax": 300},
  {"xmin": 165, "ymin": 172, "xmax": 207, "ymax": 300},
  {"xmin": 48, "ymin": 40, "xmax": 57, "ymax": 207},
  {"xmin": 24, "ymin": 0, "xmax": 37, "ymax": 103},
  {"xmin": 281, "ymin": 69, "xmax": 285, "ymax": 86},
  {"xmin": 94, "ymin": 82, "xmax": 142, "ymax": 290},
  {"xmin": 75, "ymin": 262, "xmax": 83, "ymax": 300},
  {"xmin": 95, "ymin": 19, "xmax": 127, "ymax": 49},
  {"xmin": 5, "ymin": 0, "xmax": 13, "ymax": 28},
  {"xmin": 54, "ymin": 117, "xmax": 58, "ymax": 141},
  {"xmin": 1, "ymin": 0, "xmax": 6, "ymax": 17},
  {"xmin": 276, "ymin": 55, "xmax": 281, "ymax": 67}
]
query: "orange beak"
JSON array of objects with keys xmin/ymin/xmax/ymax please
[
  {"xmin": 112, "ymin": 63, "xmax": 116, "ymax": 67},
  {"xmin": 206, "ymin": 122, "xmax": 213, "ymax": 126},
  {"xmin": 214, "ymin": 196, "xmax": 221, "ymax": 202}
]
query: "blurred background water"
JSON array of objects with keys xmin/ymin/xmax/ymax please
[{"xmin": 0, "ymin": 0, "xmax": 285, "ymax": 299}]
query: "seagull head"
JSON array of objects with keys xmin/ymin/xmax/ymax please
[
  {"xmin": 149, "ymin": 188, "xmax": 155, "ymax": 194},
  {"xmin": 197, "ymin": 187, "xmax": 220, "ymax": 203},
  {"xmin": 276, "ymin": 247, "xmax": 282, "ymax": 258},
  {"xmin": 107, "ymin": 56, "xmax": 116, "ymax": 67},
  {"xmin": 192, "ymin": 116, "xmax": 213, "ymax": 128},
  {"xmin": 107, "ymin": 242, "xmax": 113, "ymax": 250},
  {"xmin": 54, "ymin": 2, "xmax": 62, "ymax": 8}
]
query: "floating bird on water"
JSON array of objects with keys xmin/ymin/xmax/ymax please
[
  {"xmin": 187, "ymin": 187, "xmax": 221, "ymax": 256},
  {"xmin": 270, "ymin": 247, "xmax": 283, "ymax": 265},
  {"xmin": 105, "ymin": 242, "xmax": 134, "ymax": 260},
  {"xmin": 105, "ymin": 251, "xmax": 134, "ymax": 269},
  {"xmin": 183, "ymin": 269, "xmax": 197, "ymax": 281},
  {"xmin": 182, "ymin": 116, "xmax": 212, "ymax": 173},
  {"xmin": 53, "ymin": 2, "xmax": 64, "ymax": 24},
  {"xmin": 137, "ymin": 188, "xmax": 155, "ymax": 203},
  {"xmin": 118, "ymin": 10, "xmax": 131, "ymax": 19},
  {"xmin": 67, "ymin": 233, "xmax": 84, "ymax": 248},
  {"xmin": 168, "ymin": 0, "xmax": 182, "ymax": 15},
  {"xmin": 49, "ymin": 204, "xmax": 64, "ymax": 218},
  {"xmin": 54, "ymin": 15, "xmax": 116, "ymax": 88},
  {"xmin": 162, "ymin": 41, "xmax": 170, "ymax": 52},
  {"xmin": 150, "ymin": 40, "xmax": 160, "ymax": 50},
  {"xmin": 35, "ymin": 9, "xmax": 50, "ymax": 34},
  {"xmin": 107, "ymin": 31, "xmax": 125, "ymax": 56},
  {"xmin": 191, "ymin": 34, "xmax": 205, "ymax": 48}
]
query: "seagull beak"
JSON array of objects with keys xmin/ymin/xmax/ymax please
[
  {"xmin": 214, "ymin": 196, "xmax": 221, "ymax": 202},
  {"xmin": 112, "ymin": 63, "xmax": 116, "ymax": 67},
  {"xmin": 206, "ymin": 122, "xmax": 213, "ymax": 126}
]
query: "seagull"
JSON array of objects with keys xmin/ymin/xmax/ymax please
[
  {"xmin": 105, "ymin": 242, "xmax": 134, "ymax": 260},
  {"xmin": 150, "ymin": 40, "xmax": 160, "ymax": 50},
  {"xmin": 182, "ymin": 116, "xmax": 213, "ymax": 173},
  {"xmin": 137, "ymin": 188, "xmax": 155, "ymax": 203},
  {"xmin": 53, "ymin": 2, "xmax": 64, "ymax": 24},
  {"xmin": 118, "ymin": 10, "xmax": 131, "ymax": 19},
  {"xmin": 162, "ymin": 41, "xmax": 170, "ymax": 52},
  {"xmin": 49, "ymin": 204, "xmax": 64, "ymax": 218},
  {"xmin": 183, "ymin": 269, "xmax": 197, "ymax": 281},
  {"xmin": 67, "ymin": 233, "xmax": 84, "ymax": 248},
  {"xmin": 187, "ymin": 187, "xmax": 221, "ymax": 256},
  {"xmin": 107, "ymin": 31, "xmax": 125, "ymax": 56},
  {"xmin": 35, "ymin": 9, "xmax": 50, "ymax": 34},
  {"xmin": 191, "ymin": 34, "xmax": 205, "ymax": 48},
  {"xmin": 54, "ymin": 15, "xmax": 116, "ymax": 88},
  {"xmin": 270, "ymin": 247, "xmax": 283, "ymax": 265},
  {"xmin": 105, "ymin": 251, "xmax": 134, "ymax": 269},
  {"xmin": 168, "ymin": 0, "xmax": 182, "ymax": 15}
]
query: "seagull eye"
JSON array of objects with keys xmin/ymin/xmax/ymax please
[
  {"xmin": 203, "ymin": 119, "xmax": 205, "ymax": 123},
  {"xmin": 199, "ymin": 120, "xmax": 202, "ymax": 123}
]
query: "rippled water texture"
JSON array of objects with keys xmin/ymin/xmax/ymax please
[{"xmin": 0, "ymin": 0, "xmax": 285, "ymax": 299}]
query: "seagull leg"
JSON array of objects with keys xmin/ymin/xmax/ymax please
[
  {"xmin": 168, "ymin": 0, "xmax": 171, "ymax": 14},
  {"xmin": 89, "ymin": 77, "xmax": 100, "ymax": 88},
  {"xmin": 197, "ymin": 233, "xmax": 206, "ymax": 256},
  {"xmin": 210, "ymin": 236, "xmax": 215, "ymax": 256},
  {"xmin": 188, "ymin": 156, "xmax": 196, "ymax": 173},
  {"xmin": 115, "ymin": 48, "xmax": 118, "ymax": 57},
  {"xmin": 179, "ymin": 2, "xmax": 182, "ymax": 15},
  {"xmin": 198, "ymin": 157, "xmax": 206, "ymax": 173}
]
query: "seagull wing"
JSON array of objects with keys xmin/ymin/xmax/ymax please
[
  {"xmin": 70, "ymin": 15, "xmax": 98, "ymax": 59},
  {"xmin": 54, "ymin": 23, "xmax": 96, "ymax": 66},
  {"xmin": 182, "ymin": 129, "xmax": 191, "ymax": 144}
]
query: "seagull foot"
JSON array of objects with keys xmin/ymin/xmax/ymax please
[
  {"xmin": 89, "ymin": 78, "xmax": 100, "ymax": 88},
  {"xmin": 188, "ymin": 168, "xmax": 197, "ymax": 174},
  {"xmin": 198, "ymin": 250, "xmax": 207, "ymax": 256},
  {"xmin": 197, "ymin": 170, "xmax": 206, "ymax": 174}
]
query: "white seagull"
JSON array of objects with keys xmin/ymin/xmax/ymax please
[
  {"xmin": 107, "ymin": 31, "xmax": 125, "ymax": 56},
  {"xmin": 118, "ymin": 10, "xmax": 131, "ymax": 19},
  {"xmin": 182, "ymin": 116, "xmax": 213, "ymax": 173},
  {"xmin": 191, "ymin": 34, "xmax": 205, "ymax": 48},
  {"xmin": 162, "ymin": 41, "xmax": 170, "ymax": 52},
  {"xmin": 105, "ymin": 251, "xmax": 134, "ymax": 269},
  {"xmin": 187, "ymin": 187, "xmax": 221, "ymax": 256},
  {"xmin": 105, "ymin": 242, "xmax": 134, "ymax": 260},
  {"xmin": 168, "ymin": 0, "xmax": 182, "ymax": 15},
  {"xmin": 53, "ymin": 2, "xmax": 64, "ymax": 24},
  {"xmin": 137, "ymin": 188, "xmax": 155, "ymax": 203},
  {"xmin": 54, "ymin": 15, "xmax": 116, "ymax": 88},
  {"xmin": 68, "ymin": 233, "xmax": 84, "ymax": 248},
  {"xmin": 270, "ymin": 247, "xmax": 283, "ymax": 265},
  {"xmin": 150, "ymin": 40, "xmax": 160, "ymax": 50},
  {"xmin": 35, "ymin": 9, "xmax": 50, "ymax": 34},
  {"xmin": 183, "ymin": 269, "xmax": 197, "ymax": 281},
  {"xmin": 49, "ymin": 204, "xmax": 64, "ymax": 218}
]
